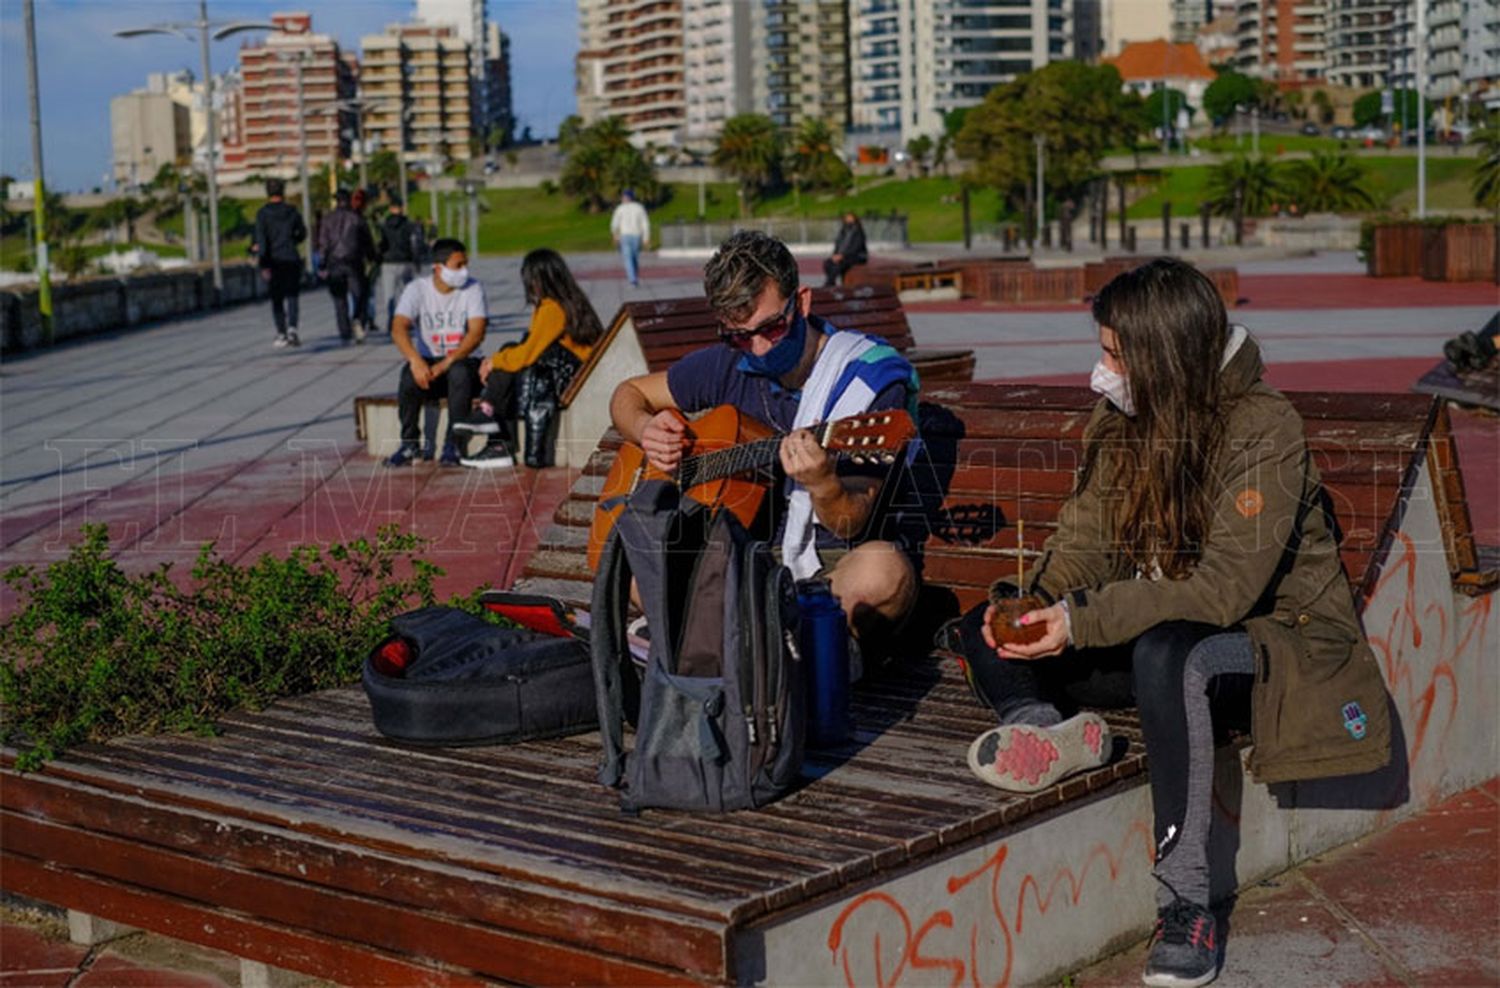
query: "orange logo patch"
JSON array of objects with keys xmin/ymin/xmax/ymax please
[{"xmin": 1235, "ymin": 488, "xmax": 1265, "ymax": 518}]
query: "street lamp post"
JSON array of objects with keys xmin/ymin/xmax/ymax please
[
  {"xmin": 23, "ymin": 0, "xmax": 51, "ymax": 341},
  {"xmin": 295, "ymin": 55, "xmax": 314, "ymax": 275},
  {"xmin": 116, "ymin": 0, "xmax": 226, "ymax": 299},
  {"xmin": 1415, "ymin": 0, "xmax": 1427, "ymax": 218},
  {"xmin": 1034, "ymin": 134, "xmax": 1045, "ymax": 248}
]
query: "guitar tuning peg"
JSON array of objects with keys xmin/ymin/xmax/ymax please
[{"xmin": 852, "ymin": 454, "xmax": 865, "ymax": 465}]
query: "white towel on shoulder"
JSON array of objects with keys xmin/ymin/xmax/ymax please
[{"xmin": 781, "ymin": 332, "xmax": 880, "ymax": 580}]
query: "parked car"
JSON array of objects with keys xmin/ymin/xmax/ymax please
[
  {"xmin": 1331, "ymin": 125, "xmax": 1350, "ymax": 140},
  {"xmin": 1357, "ymin": 125, "xmax": 1387, "ymax": 142},
  {"xmin": 1300, "ymin": 122, "xmax": 1321, "ymax": 136}
]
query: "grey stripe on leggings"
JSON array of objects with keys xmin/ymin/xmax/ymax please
[{"xmin": 1154, "ymin": 631, "xmax": 1254, "ymax": 908}]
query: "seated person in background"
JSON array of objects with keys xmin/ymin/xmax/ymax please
[
  {"xmin": 608, "ymin": 230, "xmax": 920, "ymax": 659},
  {"xmin": 949, "ymin": 258, "xmax": 1390, "ymax": 988},
  {"xmin": 386, "ymin": 238, "xmax": 487, "ymax": 467},
  {"xmin": 456, "ymin": 248, "xmax": 604, "ymax": 469},
  {"xmin": 823, "ymin": 211, "xmax": 868, "ymax": 287}
]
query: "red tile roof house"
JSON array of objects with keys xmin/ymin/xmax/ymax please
[{"xmin": 1106, "ymin": 39, "xmax": 1218, "ymax": 119}]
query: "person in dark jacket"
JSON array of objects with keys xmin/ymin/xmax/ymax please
[
  {"xmin": 315, "ymin": 188, "xmax": 378, "ymax": 343},
  {"xmin": 376, "ymin": 198, "xmax": 426, "ymax": 331},
  {"xmin": 823, "ymin": 212, "xmax": 868, "ymax": 287},
  {"xmin": 951, "ymin": 259, "xmax": 1391, "ymax": 988},
  {"xmin": 251, "ymin": 178, "xmax": 307, "ymax": 348}
]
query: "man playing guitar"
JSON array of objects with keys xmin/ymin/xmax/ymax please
[{"xmin": 608, "ymin": 231, "xmax": 919, "ymax": 658}]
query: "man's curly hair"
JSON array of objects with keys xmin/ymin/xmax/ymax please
[{"xmin": 702, "ymin": 231, "xmax": 799, "ymax": 322}]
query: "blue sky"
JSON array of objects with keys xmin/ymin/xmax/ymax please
[{"xmin": 0, "ymin": 0, "xmax": 579, "ymax": 191}]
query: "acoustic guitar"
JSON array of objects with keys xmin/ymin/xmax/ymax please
[{"xmin": 587, "ymin": 404, "xmax": 916, "ymax": 571}]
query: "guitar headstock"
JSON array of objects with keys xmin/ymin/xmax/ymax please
[{"xmin": 820, "ymin": 409, "xmax": 916, "ymax": 466}]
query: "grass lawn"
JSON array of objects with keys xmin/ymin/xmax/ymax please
[{"xmin": 1124, "ymin": 154, "xmax": 1479, "ymax": 218}]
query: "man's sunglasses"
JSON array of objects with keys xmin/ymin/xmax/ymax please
[{"xmin": 717, "ymin": 295, "xmax": 797, "ymax": 350}]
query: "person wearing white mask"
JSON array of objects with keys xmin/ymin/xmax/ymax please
[
  {"xmin": 386, "ymin": 238, "xmax": 489, "ymax": 467},
  {"xmin": 944, "ymin": 258, "xmax": 1390, "ymax": 988}
]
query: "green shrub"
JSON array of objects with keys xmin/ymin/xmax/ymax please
[{"xmin": 0, "ymin": 524, "xmax": 486, "ymax": 770}]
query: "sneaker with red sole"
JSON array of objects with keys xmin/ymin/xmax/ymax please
[{"xmin": 966, "ymin": 712, "xmax": 1111, "ymax": 792}]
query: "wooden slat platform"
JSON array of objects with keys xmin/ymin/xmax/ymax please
[{"xmin": 2, "ymin": 662, "xmax": 1147, "ymax": 986}]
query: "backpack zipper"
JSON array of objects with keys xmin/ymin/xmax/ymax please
[
  {"xmin": 763, "ymin": 558, "xmax": 789, "ymax": 754},
  {"xmin": 746, "ymin": 542, "xmax": 770, "ymax": 769}
]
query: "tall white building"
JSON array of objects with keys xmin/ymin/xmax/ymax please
[
  {"xmin": 1460, "ymin": 0, "xmax": 1500, "ymax": 106},
  {"xmin": 850, "ymin": 0, "xmax": 1073, "ymax": 146},
  {"xmin": 413, "ymin": 0, "xmax": 513, "ymax": 145},
  {"xmin": 751, "ymin": 1, "xmax": 852, "ymax": 131},
  {"xmin": 683, "ymin": 0, "xmax": 755, "ymax": 144},
  {"xmin": 1324, "ymin": 0, "xmax": 1396, "ymax": 89}
]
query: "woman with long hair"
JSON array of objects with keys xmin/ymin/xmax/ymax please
[
  {"xmin": 456, "ymin": 248, "xmax": 604, "ymax": 468},
  {"xmin": 949, "ymin": 258, "xmax": 1390, "ymax": 987}
]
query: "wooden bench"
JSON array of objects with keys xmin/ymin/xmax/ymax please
[
  {"xmin": 851, "ymin": 256, "xmax": 1240, "ymax": 307},
  {"xmin": 6, "ymin": 385, "xmax": 1493, "ymax": 986},
  {"xmin": 355, "ymin": 287, "xmax": 977, "ymax": 468}
]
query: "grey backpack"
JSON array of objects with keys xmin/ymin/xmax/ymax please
[{"xmin": 591, "ymin": 481, "xmax": 805, "ymax": 812}]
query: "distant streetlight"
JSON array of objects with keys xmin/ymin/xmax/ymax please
[
  {"xmin": 23, "ymin": 0, "xmax": 51, "ymax": 341},
  {"xmin": 1415, "ymin": 0, "xmax": 1427, "ymax": 218},
  {"xmin": 116, "ymin": 0, "xmax": 238, "ymax": 299},
  {"xmin": 1034, "ymin": 134, "xmax": 1045, "ymax": 248}
]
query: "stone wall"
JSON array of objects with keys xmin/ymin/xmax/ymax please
[{"xmin": 0, "ymin": 262, "xmax": 264, "ymax": 355}]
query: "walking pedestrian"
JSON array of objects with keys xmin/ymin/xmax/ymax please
[
  {"xmin": 377, "ymin": 198, "xmax": 425, "ymax": 332},
  {"xmin": 315, "ymin": 188, "xmax": 378, "ymax": 344},
  {"xmin": 251, "ymin": 178, "xmax": 307, "ymax": 349},
  {"xmin": 609, "ymin": 189, "xmax": 650, "ymax": 288}
]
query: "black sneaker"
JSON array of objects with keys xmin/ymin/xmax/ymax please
[
  {"xmin": 1143, "ymin": 897, "xmax": 1219, "ymax": 988},
  {"xmin": 452, "ymin": 410, "xmax": 500, "ymax": 435},
  {"xmin": 385, "ymin": 445, "xmax": 420, "ymax": 468},
  {"xmin": 460, "ymin": 444, "xmax": 515, "ymax": 469}
]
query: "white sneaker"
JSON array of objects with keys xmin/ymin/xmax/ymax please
[
  {"xmin": 459, "ymin": 444, "xmax": 515, "ymax": 469},
  {"xmin": 967, "ymin": 713, "xmax": 1112, "ymax": 793},
  {"xmin": 352, "ymin": 320, "xmax": 366, "ymax": 343},
  {"xmin": 273, "ymin": 334, "xmax": 289, "ymax": 348}
]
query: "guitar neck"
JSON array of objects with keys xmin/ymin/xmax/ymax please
[{"xmin": 677, "ymin": 434, "xmax": 790, "ymax": 488}]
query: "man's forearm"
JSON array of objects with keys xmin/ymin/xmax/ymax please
[
  {"xmin": 610, "ymin": 381, "xmax": 656, "ymax": 444},
  {"xmin": 807, "ymin": 479, "xmax": 875, "ymax": 540}
]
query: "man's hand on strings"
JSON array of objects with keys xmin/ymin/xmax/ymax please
[{"xmin": 640, "ymin": 410, "xmax": 688, "ymax": 473}]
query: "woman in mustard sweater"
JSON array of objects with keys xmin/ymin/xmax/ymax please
[{"xmin": 456, "ymin": 249, "xmax": 604, "ymax": 468}]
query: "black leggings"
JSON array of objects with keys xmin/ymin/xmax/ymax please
[{"xmin": 956, "ymin": 603, "xmax": 1253, "ymax": 907}]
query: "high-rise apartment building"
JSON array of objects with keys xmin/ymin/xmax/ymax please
[
  {"xmin": 1233, "ymin": 0, "xmax": 1327, "ymax": 87},
  {"xmin": 1389, "ymin": 0, "xmax": 1465, "ymax": 98},
  {"xmin": 575, "ymin": 0, "xmax": 611, "ymax": 123},
  {"xmin": 1324, "ymin": 0, "xmax": 1395, "ymax": 88},
  {"xmin": 849, "ymin": 0, "xmax": 1073, "ymax": 145},
  {"xmin": 229, "ymin": 13, "xmax": 353, "ymax": 182},
  {"xmin": 361, "ymin": 24, "xmax": 475, "ymax": 167},
  {"xmin": 1460, "ymin": 0, "xmax": 1500, "ymax": 105},
  {"xmin": 752, "ymin": 1, "xmax": 852, "ymax": 131},
  {"xmin": 592, "ymin": 0, "xmax": 688, "ymax": 147},
  {"xmin": 1098, "ymin": 0, "xmax": 1172, "ymax": 57},
  {"xmin": 110, "ymin": 89, "xmax": 191, "ymax": 188},
  {"xmin": 1171, "ymin": 0, "xmax": 1216, "ymax": 40},
  {"xmin": 683, "ymin": 0, "xmax": 754, "ymax": 143},
  {"xmin": 413, "ymin": 0, "xmax": 514, "ymax": 146}
]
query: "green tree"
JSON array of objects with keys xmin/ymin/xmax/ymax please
[
  {"xmin": 367, "ymin": 150, "xmax": 399, "ymax": 189},
  {"xmin": 1281, "ymin": 152, "xmax": 1378, "ymax": 212},
  {"xmin": 93, "ymin": 196, "xmax": 148, "ymax": 242},
  {"xmin": 786, "ymin": 117, "xmax": 851, "ymax": 197},
  {"xmin": 905, "ymin": 134, "xmax": 934, "ymax": 177},
  {"xmin": 1352, "ymin": 88, "xmax": 1432, "ymax": 129},
  {"xmin": 559, "ymin": 116, "xmax": 659, "ymax": 212},
  {"xmin": 1142, "ymin": 87, "xmax": 1194, "ymax": 141},
  {"xmin": 713, "ymin": 113, "xmax": 784, "ymax": 216},
  {"xmin": 1310, "ymin": 89, "xmax": 1335, "ymax": 126},
  {"xmin": 1202, "ymin": 70, "xmax": 1260, "ymax": 125},
  {"xmin": 1205, "ymin": 155, "xmax": 1282, "ymax": 217},
  {"xmin": 957, "ymin": 61, "xmax": 1142, "ymax": 220},
  {"xmin": 1472, "ymin": 125, "xmax": 1500, "ymax": 212}
]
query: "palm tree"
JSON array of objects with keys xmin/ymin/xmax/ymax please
[
  {"xmin": 1281, "ymin": 152, "xmax": 1379, "ymax": 213},
  {"xmin": 560, "ymin": 116, "xmax": 657, "ymax": 212},
  {"xmin": 786, "ymin": 117, "xmax": 851, "ymax": 200},
  {"xmin": 1472, "ymin": 125, "xmax": 1500, "ymax": 213},
  {"xmin": 1204, "ymin": 155, "xmax": 1282, "ymax": 217},
  {"xmin": 713, "ymin": 114, "xmax": 783, "ymax": 217}
]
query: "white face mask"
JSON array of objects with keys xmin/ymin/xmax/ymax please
[
  {"xmin": 438, "ymin": 265, "xmax": 468, "ymax": 288},
  {"xmin": 1090, "ymin": 359, "xmax": 1135, "ymax": 416}
]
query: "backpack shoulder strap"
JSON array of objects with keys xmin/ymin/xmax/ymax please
[{"xmin": 590, "ymin": 525, "xmax": 633, "ymax": 788}]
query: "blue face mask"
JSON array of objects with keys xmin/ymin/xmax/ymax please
[{"xmin": 736, "ymin": 309, "xmax": 809, "ymax": 378}]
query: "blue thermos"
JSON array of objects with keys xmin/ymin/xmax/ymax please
[{"xmin": 798, "ymin": 580, "xmax": 851, "ymax": 746}]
